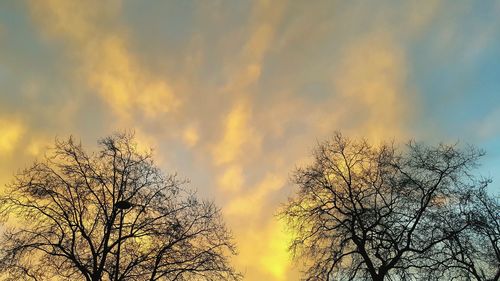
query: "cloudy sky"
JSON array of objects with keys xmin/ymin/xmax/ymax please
[{"xmin": 1, "ymin": 1, "xmax": 500, "ymax": 280}]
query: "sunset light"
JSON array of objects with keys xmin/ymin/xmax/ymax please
[{"xmin": 0, "ymin": 1, "xmax": 499, "ymax": 280}]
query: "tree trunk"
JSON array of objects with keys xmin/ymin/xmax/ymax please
[{"xmin": 371, "ymin": 272, "xmax": 385, "ymax": 281}]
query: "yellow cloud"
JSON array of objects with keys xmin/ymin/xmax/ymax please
[
  {"xmin": 182, "ymin": 125, "xmax": 199, "ymax": 147},
  {"xmin": 87, "ymin": 37, "xmax": 179, "ymax": 120},
  {"xmin": 225, "ymin": 173, "xmax": 284, "ymax": 217},
  {"xmin": 218, "ymin": 165, "xmax": 244, "ymax": 193},
  {"xmin": 23, "ymin": 3, "xmax": 430, "ymax": 281},
  {"xmin": 213, "ymin": 100, "xmax": 257, "ymax": 165},
  {"xmin": 133, "ymin": 128, "xmax": 160, "ymax": 155},
  {"xmin": 223, "ymin": 0, "xmax": 285, "ymax": 94},
  {"xmin": 258, "ymin": 220, "xmax": 293, "ymax": 280},
  {"xmin": 232, "ymin": 219, "xmax": 293, "ymax": 281},
  {"xmin": 30, "ymin": 0, "xmax": 179, "ymax": 123},
  {"xmin": 0, "ymin": 119, "xmax": 24, "ymax": 155},
  {"xmin": 25, "ymin": 136, "xmax": 52, "ymax": 157},
  {"xmin": 244, "ymin": 24, "xmax": 273, "ymax": 61},
  {"xmin": 334, "ymin": 31, "xmax": 414, "ymax": 141}
]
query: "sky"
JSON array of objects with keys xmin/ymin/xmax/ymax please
[{"xmin": 0, "ymin": 1, "xmax": 500, "ymax": 280}]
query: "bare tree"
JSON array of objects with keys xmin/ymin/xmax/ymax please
[
  {"xmin": 279, "ymin": 132, "xmax": 486, "ymax": 281},
  {"xmin": 433, "ymin": 187, "xmax": 500, "ymax": 281},
  {"xmin": 0, "ymin": 133, "xmax": 240, "ymax": 281}
]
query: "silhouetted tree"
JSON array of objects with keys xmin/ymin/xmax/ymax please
[
  {"xmin": 432, "ymin": 187, "xmax": 500, "ymax": 281},
  {"xmin": 280, "ymin": 132, "xmax": 487, "ymax": 281},
  {"xmin": 0, "ymin": 133, "xmax": 240, "ymax": 281}
]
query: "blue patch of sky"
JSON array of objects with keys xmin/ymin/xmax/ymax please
[
  {"xmin": 402, "ymin": 1, "xmax": 500, "ymax": 192},
  {"xmin": 406, "ymin": 2, "xmax": 500, "ymax": 140},
  {"xmin": 479, "ymin": 137, "xmax": 500, "ymax": 193}
]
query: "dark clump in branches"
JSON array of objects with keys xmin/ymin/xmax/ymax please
[
  {"xmin": 0, "ymin": 133, "xmax": 240, "ymax": 281},
  {"xmin": 280, "ymin": 132, "xmax": 495, "ymax": 281}
]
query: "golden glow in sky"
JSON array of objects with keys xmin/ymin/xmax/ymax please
[{"xmin": 1, "ymin": 1, "xmax": 500, "ymax": 280}]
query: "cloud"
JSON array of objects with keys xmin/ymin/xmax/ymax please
[
  {"xmin": 212, "ymin": 99, "xmax": 259, "ymax": 166},
  {"xmin": 218, "ymin": 165, "xmax": 244, "ymax": 193},
  {"xmin": 406, "ymin": 0, "xmax": 442, "ymax": 33},
  {"xmin": 211, "ymin": 0, "xmax": 287, "ymax": 169},
  {"xmin": 257, "ymin": 220, "xmax": 294, "ymax": 280},
  {"xmin": 85, "ymin": 36, "xmax": 180, "ymax": 120},
  {"xmin": 29, "ymin": 0, "xmax": 180, "ymax": 123},
  {"xmin": 182, "ymin": 125, "xmax": 199, "ymax": 147},
  {"xmin": 224, "ymin": 173, "xmax": 284, "ymax": 217},
  {"xmin": 6, "ymin": 1, "xmax": 494, "ymax": 281},
  {"xmin": 25, "ymin": 135, "xmax": 52, "ymax": 157},
  {"xmin": 0, "ymin": 118, "xmax": 24, "ymax": 155},
  {"xmin": 333, "ymin": 31, "xmax": 414, "ymax": 141},
  {"xmin": 232, "ymin": 218, "xmax": 294, "ymax": 281},
  {"xmin": 477, "ymin": 108, "xmax": 500, "ymax": 140},
  {"xmin": 221, "ymin": 0, "xmax": 285, "ymax": 93}
]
